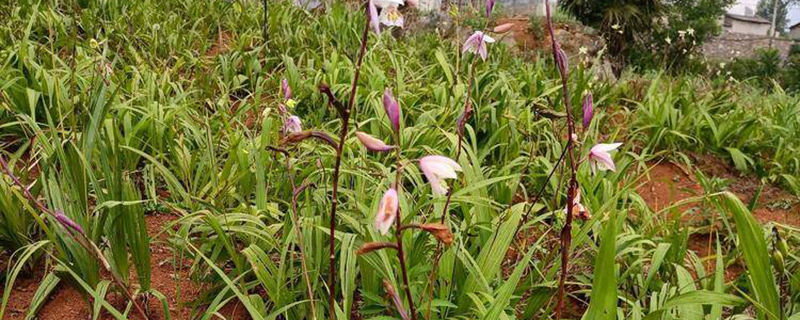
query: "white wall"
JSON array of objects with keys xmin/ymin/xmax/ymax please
[
  {"xmin": 727, "ymin": 20, "xmax": 771, "ymax": 35},
  {"xmin": 790, "ymin": 27, "xmax": 800, "ymax": 39}
]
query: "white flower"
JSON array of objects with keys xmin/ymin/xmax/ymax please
[
  {"xmin": 687, "ymin": 28, "xmax": 695, "ymax": 36},
  {"xmin": 579, "ymin": 46, "xmax": 588, "ymax": 55},
  {"xmin": 419, "ymin": 155, "xmax": 462, "ymax": 196}
]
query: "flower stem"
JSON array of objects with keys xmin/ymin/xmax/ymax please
[
  {"xmin": 268, "ymin": 147, "xmax": 317, "ymax": 320},
  {"xmin": 393, "ymin": 134, "xmax": 418, "ymax": 320},
  {"xmin": 543, "ymin": 1, "xmax": 579, "ymax": 319},
  {"xmin": 327, "ymin": 4, "xmax": 371, "ymax": 318}
]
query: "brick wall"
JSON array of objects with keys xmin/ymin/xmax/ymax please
[{"xmin": 702, "ymin": 32, "xmax": 795, "ymax": 60}]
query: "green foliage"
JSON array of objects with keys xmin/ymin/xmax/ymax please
[{"xmin": 0, "ymin": 0, "xmax": 798, "ymax": 320}]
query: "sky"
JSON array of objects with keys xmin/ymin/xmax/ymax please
[{"xmin": 729, "ymin": 0, "xmax": 800, "ymax": 28}]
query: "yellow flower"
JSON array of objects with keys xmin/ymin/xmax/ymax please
[
  {"xmin": 90, "ymin": 39, "xmax": 99, "ymax": 49},
  {"xmin": 285, "ymin": 99, "xmax": 297, "ymax": 108}
]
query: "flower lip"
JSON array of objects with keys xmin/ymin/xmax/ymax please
[
  {"xmin": 375, "ymin": 188, "xmax": 399, "ymax": 235},
  {"xmin": 379, "ymin": 6, "xmax": 404, "ymax": 28}
]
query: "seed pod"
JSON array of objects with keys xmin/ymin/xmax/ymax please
[{"xmin": 772, "ymin": 251, "xmax": 785, "ymax": 273}]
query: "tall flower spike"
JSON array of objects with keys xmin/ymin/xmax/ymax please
[
  {"xmin": 588, "ymin": 143, "xmax": 622, "ymax": 174},
  {"xmin": 582, "ymin": 92, "xmax": 593, "ymax": 128},
  {"xmin": 462, "ymin": 31, "xmax": 496, "ymax": 61},
  {"xmin": 485, "ymin": 0, "xmax": 495, "ymax": 17},
  {"xmin": 282, "ymin": 78, "xmax": 291, "ymax": 100},
  {"xmin": 368, "ymin": 0, "xmax": 380, "ymax": 34},
  {"xmin": 419, "ymin": 155, "xmax": 462, "ymax": 196},
  {"xmin": 383, "ymin": 88, "xmax": 401, "ymax": 132},
  {"xmin": 284, "ymin": 115, "xmax": 302, "ymax": 134},
  {"xmin": 375, "ymin": 188, "xmax": 399, "ymax": 235},
  {"xmin": 356, "ymin": 131, "xmax": 396, "ymax": 152}
]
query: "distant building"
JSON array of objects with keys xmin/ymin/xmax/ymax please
[
  {"xmin": 723, "ymin": 13, "xmax": 771, "ymax": 36},
  {"xmin": 790, "ymin": 22, "xmax": 800, "ymax": 40}
]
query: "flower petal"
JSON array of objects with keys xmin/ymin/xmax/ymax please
[
  {"xmin": 591, "ymin": 143, "xmax": 622, "ymax": 153},
  {"xmin": 368, "ymin": 0, "xmax": 380, "ymax": 34}
]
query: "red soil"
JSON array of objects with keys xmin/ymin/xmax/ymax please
[{"xmin": 2, "ymin": 214, "xmax": 206, "ymax": 320}]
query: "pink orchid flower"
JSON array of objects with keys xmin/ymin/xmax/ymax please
[
  {"xmin": 462, "ymin": 31, "xmax": 496, "ymax": 61},
  {"xmin": 419, "ymin": 155, "xmax": 462, "ymax": 196},
  {"xmin": 355, "ymin": 131, "xmax": 396, "ymax": 152},
  {"xmin": 284, "ymin": 115, "xmax": 302, "ymax": 134},
  {"xmin": 375, "ymin": 188, "xmax": 399, "ymax": 235},
  {"xmin": 588, "ymin": 143, "xmax": 622, "ymax": 174}
]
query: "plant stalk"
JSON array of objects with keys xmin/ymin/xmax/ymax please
[
  {"xmin": 327, "ymin": 5, "xmax": 371, "ymax": 318},
  {"xmin": 393, "ymin": 135, "xmax": 417, "ymax": 320},
  {"xmin": 544, "ymin": 1, "xmax": 579, "ymax": 318}
]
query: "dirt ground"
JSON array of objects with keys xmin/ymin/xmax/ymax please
[{"xmin": 3, "ymin": 154, "xmax": 798, "ymax": 320}]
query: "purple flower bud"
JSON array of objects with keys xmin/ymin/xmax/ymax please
[
  {"xmin": 383, "ymin": 88, "xmax": 401, "ymax": 132},
  {"xmin": 554, "ymin": 43, "xmax": 569, "ymax": 78},
  {"xmin": 368, "ymin": 0, "xmax": 380, "ymax": 34},
  {"xmin": 282, "ymin": 78, "xmax": 291, "ymax": 100},
  {"xmin": 582, "ymin": 92, "xmax": 593, "ymax": 128},
  {"xmin": 54, "ymin": 210, "xmax": 84, "ymax": 235},
  {"xmin": 356, "ymin": 131, "xmax": 396, "ymax": 152},
  {"xmin": 486, "ymin": 0, "xmax": 495, "ymax": 17}
]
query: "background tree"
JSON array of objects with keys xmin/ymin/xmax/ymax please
[
  {"xmin": 561, "ymin": 0, "xmax": 735, "ymax": 73},
  {"xmin": 756, "ymin": 0, "xmax": 795, "ymax": 34}
]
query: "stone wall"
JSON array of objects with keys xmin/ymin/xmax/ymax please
[{"xmin": 702, "ymin": 32, "xmax": 795, "ymax": 60}]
